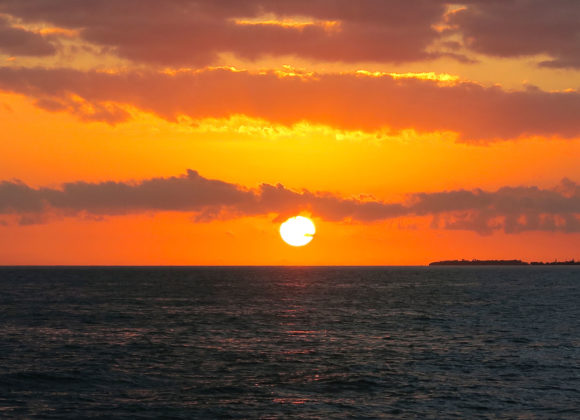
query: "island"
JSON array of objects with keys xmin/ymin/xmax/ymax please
[
  {"xmin": 529, "ymin": 260, "xmax": 580, "ymax": 265},
  {"xmin": 429, "ymin": 259, "xmax": 579, "ymax": 266}
]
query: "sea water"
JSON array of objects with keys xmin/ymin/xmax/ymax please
[{"xmin": 0, "ymin": 266, "xmax": 579, "ymax": 418}]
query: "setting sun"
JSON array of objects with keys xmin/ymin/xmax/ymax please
[{"xmin": 279, "ymin": 216, "xmax": 316, "ymax": 247}]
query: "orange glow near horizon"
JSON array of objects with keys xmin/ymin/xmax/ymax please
[{"xmin": 0, "ymin": 2, "xmax": 579, "ymax": 264}]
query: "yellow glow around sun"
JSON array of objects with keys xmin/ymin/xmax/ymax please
[{"xmin": 279, "ymin": 216, "xmax": 316, "ymax": 247}]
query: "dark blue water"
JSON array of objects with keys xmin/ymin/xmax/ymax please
[{"xmin": 0, "ymin": 267, "xmax": 579, "ymax": 418}]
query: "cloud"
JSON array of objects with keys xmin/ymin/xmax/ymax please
[
  {"xmin": 1, "ymin": 66, "xmax": 580, "ymax": 140},
  {"xmin": 0, "ymin": 15, "xmax": 56, "ymax": 56},
  {"xmin": 449, "ymin": 0, "xmax": 580, "ymax": 69},
  {"xmin": 0, "ymin": 170, "xmax": 406, "ymax": 223},
  {"xmin": 1, "ymin": 1, "xmax": 578, "ymax": 69},
  {"xmin": 412, "ymin": 182, "xmax": 580, "ymax": 234},
  {"xmin": 1, "ymin": 170, "xmax": 578, "ymax": 234},
  {"xmin": 0, "ymin": 0, "xmax": 449, "ymax": 66}
]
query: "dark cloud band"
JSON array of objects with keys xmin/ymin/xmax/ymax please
[
  {"xmin": 0, "ymin": 0, "xmax": 448, "ymax": 65},
  {"xmin": 1, "ymin": 1, "xmax": 578, "ymax": 68},
  {"xmin": 1, "ymin": 170, "xmax": 578, "ymax": 234}
]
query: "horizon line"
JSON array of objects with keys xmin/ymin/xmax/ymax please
[{"xmin": 1, "ymin": 263, "xmax": 578, "ymax": 268}]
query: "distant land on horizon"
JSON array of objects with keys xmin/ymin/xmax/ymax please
[{"xmin": 429, "ymin": 259, "xmax": 580, "ymax": 266}]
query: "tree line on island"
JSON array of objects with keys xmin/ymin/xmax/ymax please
[{"xmin": 429, "ymin": 259, "xmax": 579, "ymax": 266}]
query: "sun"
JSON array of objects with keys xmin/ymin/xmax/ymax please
[{"xmin": 279, "ymin": 216, "xmax": 316, "ymax": 247}]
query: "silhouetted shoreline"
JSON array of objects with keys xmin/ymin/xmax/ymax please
[{"xmin": 429, "ymin": 259, "xmax": 579, "ymax": 266}]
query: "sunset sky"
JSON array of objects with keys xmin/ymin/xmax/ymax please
[{"xmin": 0, "ymin": 0, "xmax": 579, "ymax": 265}]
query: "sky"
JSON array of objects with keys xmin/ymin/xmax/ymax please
[{"xmin": 0, "ymin": 0, "xmax": 579, "ymax": 265}]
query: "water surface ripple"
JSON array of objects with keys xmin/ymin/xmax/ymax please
[{"xmin": 0, "ymin": 267, "xmax": 579, "ymax": 418}]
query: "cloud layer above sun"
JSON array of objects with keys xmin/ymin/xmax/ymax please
[
  {"xmin": 0, "ymin": 0, "xmax": 579, "ymax": 142},
  {"xmin": 1, "ymin": 0, "xmax": 579, "ymax": 68},
  {"xmin": 0, "ymin": 67, "xmax": 579, "ymax": 141}
]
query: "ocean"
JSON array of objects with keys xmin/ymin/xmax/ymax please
[{"xmin": 0, "ymin": 266, "xmax": 579, "ymax": 418}]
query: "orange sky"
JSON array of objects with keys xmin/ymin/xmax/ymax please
[{"xmin": 0, "ymin": 1, "xmax": 579, "ymax": 265}]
